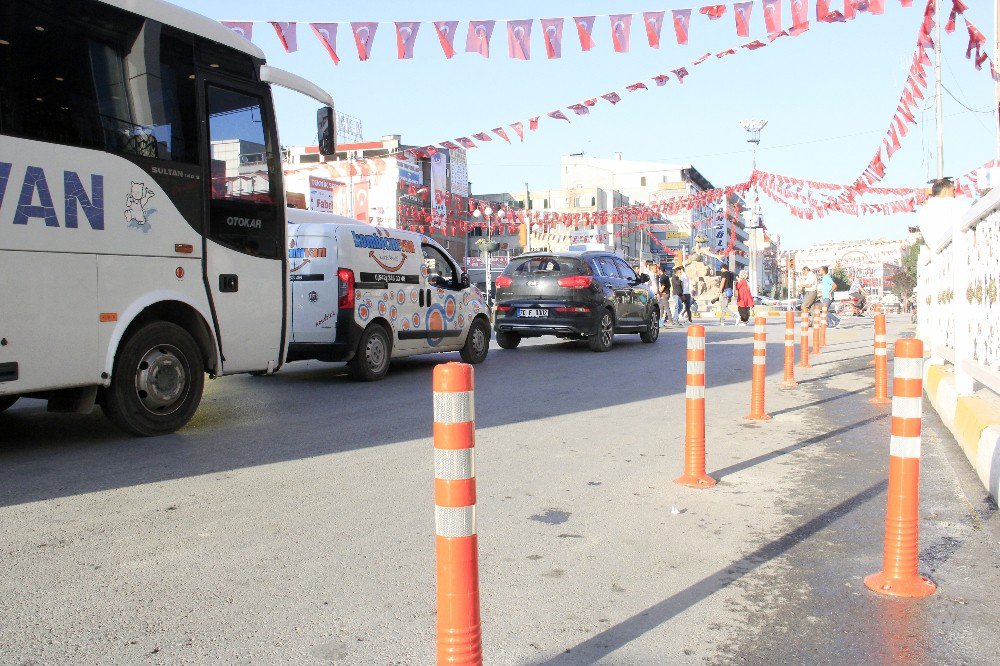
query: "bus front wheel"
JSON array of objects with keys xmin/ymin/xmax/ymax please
[{"xmin": 103, "ymin": 322, "xmax": 205, "ymax": 436}]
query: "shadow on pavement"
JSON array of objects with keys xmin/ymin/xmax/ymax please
[
  {"xmin": 769, "ymin": 386, "xmax": 871, "ymax": 417},
  {"xmin": 796, "ymin": 365, "xmax": 871, "ymax": 385},
  {"xmin": 543, "ymin": 480, "xmax": 888, "ymax": 664}
]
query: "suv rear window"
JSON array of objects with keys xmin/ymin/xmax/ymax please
[{"xmin": 506, "ymin": 256, "xmax": 589, "ymax": 276}]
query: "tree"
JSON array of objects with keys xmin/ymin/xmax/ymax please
[
  {"xmin": 892, "ymin": 240, "xmax": 921, "ymax": 301},
  {"xmin": 830, "ymin": 267, "xmax": 851, "ymax": 291}
]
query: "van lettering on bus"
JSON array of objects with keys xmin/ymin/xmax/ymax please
[
  {"xmin": 227, "ymin": 216, "xmax": 262, "ymax": 229},
  {"xmin": 0, "ymin": 162, "xmax": 104, "ymax": 230},
  {"xmin": 350, "ymin": 230, "xmax": 415, "ymax": 254}
]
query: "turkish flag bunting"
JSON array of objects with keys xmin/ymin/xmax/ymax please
[
  {"xmin": 789, "ymin": 22, "xmax": 810, "ymax": 36},
  {"xmin": 610, "ymin": 14, "xmax": 632, "ymax": 53},
  {"xmin": 672, "ymin": 67, "xmax": 690, "ymax": 83},
  {"xmin": 434, "ymin": 21, "xmax": 459, "ymax": 58},
  {"xmin": 626, "ymin": 82, "xmax": 648, "ymax": 91},
  {"xmin": 574, "ymin": 16, "xmax": 597, "ymax": 51},
  {"xmin": 717, "ymin": 48, "xmax": 737, "ymax": 58},
  {"xmin": 743, "ymin": 39, "xmax": 768, "ymax": 49},
  {"xmin": 791, "ymin": 0, "xmax": 809, "ymax": 26},
  {"xmin": 548, "ymin": 110, "xmax": 570, "ymax": 122},
  {"xmin": 643, "ymin": 11, "xmax": 665, "ymax": 48},
  {"xmin": 700, "ymin": 5, "xmax": 727, "ymax": 20},
  {"xmin": 270, "ymin": 22, "xmax": 298, "ymax": 52},
  {"xmin": 769, "ymin": 29, "xmax": 788, "ymax": 42},
  {"xmin": 472, "ymin": 132, "xmax": 492, "ymax": 142},
  {"xmin": 886, "ymin": 126, "xmax": 901, "ymax": 156},
  {"xmin": 894, "ymin": 115, "xmax": 908, "ymax": 138},
  {"xmin": 693, "ymin": 52, "xmax": 712, "ymax": 65},
  {"xmin": 492, "ymin": 127, "xmax": 510, "ymax": 143},
  {"xmin": 584, "ymin": 98, "xmax": 597, "ymax": 106},
  {"xmin": 439, "ymin": 141, "xmax": 461, "ymax": 150},
  {"xmin": 568, "ymin": 104, "xmax": 590, "ymax": 115},
  {"xmin": 966, "ymin": 18, "xmax": 987, "ymax": 62},
  {"xmin": 653, "ymin": 74, "xmax": 670, "ymax": 86},
  {"xmin": 511, "ymin": 122, "xmax": 525, "ymax": 141},
  {"xmin": 456, "ymin": 137, "xmax": 477, "ymax": 149},
  {"xmin": 601, "ymin": 91, "xmax": 622, "ymax": 104},
  {"xmin": 541, "ymin": 18, "xmax": 564, "ymax": 58},
  {"xmin": 734, "ymin": 3, "xmax": 753, "ymax": 37},
  {"xmin": 351, "ymin": 22, "xmax": 378, "ymax": 61},
  {"xmin": 528, "ymin": 117, "xmax": 540, "ymax": 130},
  {"xmin": 466, "ymin": 20, "xmax": 496, "ymax": 57},
  {"xmin": 221, "ymin": 22, "xmax": 254, "ymax": 41},
  {"xmin": 843, "ymin": 0, "xmax": 858, "ymax": 21},
  {"xmin": 763, "ymin": 0, "xmax": 783, "ymax": 33},
  {"xmin": 672, "ymin": 10, "xmax": 692, "ymax": 45},
  {"xmin": 395, "ymin": 22, "xmax": 420, "ymax": 59},
  {"xmin": 507, "ymin": 20, "xmax": 532, "ymax": 59},
  {"xmin": 310, "ymin": 24, "xmax": 340, "ymax": 64},
  {"xmin": 869, "ymin": 0, "xmax": 886, "ymax": 15},
  {"xmin": 817, "ymin": 0, "xmax": 831, "ymax": 20}
]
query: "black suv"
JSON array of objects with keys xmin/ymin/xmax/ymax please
[{"xmin": 492, "ymin": 251, "xmax": 660, "ymax": 352}]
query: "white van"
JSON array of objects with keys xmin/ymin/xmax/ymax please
[{"xmin": 285, "ymin": 211, "xmax": 490, "ymax": 380}]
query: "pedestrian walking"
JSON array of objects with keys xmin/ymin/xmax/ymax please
[
  {"xmin": 799, "ymin": 266, "xmax": 818, "ymax": 315},
  {"xmin": 819, "ymin": 266, "xmax": 841, "ymax": 328},
  {"xmin": 656, "ymin": 265, "xmax": 672, "ymax": 327},
  {"xmin": 736, "ymin": 269, "xmax": 753, "ymax": 325},
  {"xmin": 670, "ymin": 268, "xmax": 684, "ymax": 325},
  {"xmin": 717, "ymin": 265, "xmax": 734, "ymax": 326},
  {"xmin": 677, "ymin": 267, "xmax": 693, "ymax": 324}
]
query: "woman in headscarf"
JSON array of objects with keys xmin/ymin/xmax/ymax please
[{"xmin": 735, "ymin": 269, "xmax": 753, "ymax": 326}]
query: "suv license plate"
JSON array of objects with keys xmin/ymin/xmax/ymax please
[{"xmin": 518, "ymin": 308, "xmax": 548, "ymax": 318}]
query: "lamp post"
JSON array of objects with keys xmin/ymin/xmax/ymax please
[
  {"xmin": 739, "ymin": 119, "xmax": 767, "ymax": 297},
  {"xmin": 472, "ymin": 205, "xmax": 502, "ymax": 307}
]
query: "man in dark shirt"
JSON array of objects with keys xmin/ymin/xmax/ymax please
[
  {"xmin": 657, "ymin": 265, "xmax": 672, "ymax": 326},
  {"xmin": 670, "ymin": 269, "xmax": 683, "ymax": 324},
  {"xmin": 718, "ymin": 266, "xmax": 734, "ymax": 325}
]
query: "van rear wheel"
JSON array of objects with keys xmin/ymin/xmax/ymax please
[
  {"xmin": 348, "ymin": 324, "xmax": 391, "ymax": 381},
  {"xmin": 0, "ymin": 396, "xmax": 18, "ymax": 413},
  {"xmin": 103, "ymin": 321, "xmax": 204, "ymax": 436}
]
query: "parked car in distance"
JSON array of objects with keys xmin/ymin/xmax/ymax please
[{"xmin": 492, "ymin": 251, "xmax": 660, "ymax": 352}]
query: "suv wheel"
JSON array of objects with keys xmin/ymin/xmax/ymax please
[
  {"xmin": 495, "ymin": 330, "xmax": 521, "ymax": 350},
  {"xmin": 640, "ymin": 309, "xmax": 660, "ymax": 343},
  {"xmin": 589, "ymin": 310, "xmax": 615, "ymax": 352},
  {"xmin": 348, "ymin": 324, "xmax": 391, "ymax": 381},
  {"xmin": 460, "ymin": 318, "xmax": 490, "ymax": 364}
]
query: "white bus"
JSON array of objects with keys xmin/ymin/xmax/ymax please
[{"xmin": 0, "ymin": 0, "xmax": 336, "ymax": 435}]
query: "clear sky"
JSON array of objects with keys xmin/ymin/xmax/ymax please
[{"xmin": 177, "ymin": 1, "xmax": 998, "ymax": 249}]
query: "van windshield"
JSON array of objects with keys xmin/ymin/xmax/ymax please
[{"xmin": 506, "ymin": 256, "xmax": 588, "ymax": 276}]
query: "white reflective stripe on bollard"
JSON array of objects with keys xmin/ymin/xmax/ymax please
[
  {"xmin": 889, "ymin": 435, "xmax": 922, "ymax": 459},
  {"xmin": 892, "ymin": 396, "xmax": 923, "ymax": 419},
  {"xmin": 752, "ymin": 356, "xmax": 766, "ymax": 365},
  {"xmin": 875, "ymin": 348, "xmax": 888, "ymax": 356},
  {"xmin": 434, "ymin": 448, "xmax": 475, "ymax": 480},
  {"xmin": 875, "ymin": 334, "xmax": 887, "ymax": 343},
  {"xmin": 686, "ymin": 385, "xmax": 705, "ymax": 399},
  {"xmin": 433, "ymin": 391, "xmax": 475, "ymax": 423},
  {"xmin": 687, "ymin": 361, "xmax": 705, "ymax": 374},
  {"xmin": 688, "ymin": 337, "xmax": 706, "ymax": 350},
  {"xmin": 435, "ymin": 505, "xmax": 477, "ymax": 538},
  {"xmin": 894, "ymin": 357, "xmax": 923, "ymax": 380},
  {"xmin": 753, "ymin": 341, "xmax": 766, "ymax": 350}
]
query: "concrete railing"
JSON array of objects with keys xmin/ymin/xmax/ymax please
[{"xmin": 917, "ymin": 187, "xmax": 1000, "ymax": 499}]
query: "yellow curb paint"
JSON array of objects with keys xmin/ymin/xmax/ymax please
[
  {"xmin": 925, "ymin": 363, "xmax": 946, "ymax": 397},
  {"xmin": 952, "ymin": 396, "xmax": 1000, "ymax": 460}
]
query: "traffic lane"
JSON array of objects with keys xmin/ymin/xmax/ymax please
[{"xmin": 0, "ymin": 327, "xmax": 736, "ymax": 508}]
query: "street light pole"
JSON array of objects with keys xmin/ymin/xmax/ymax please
[
  {"xmin": 739, "ymin": 119, "xmax": 767, "ymax": 298},
  {"xmin": 935, "ymin": 0, "xmax": 944, "ymax": 178}
]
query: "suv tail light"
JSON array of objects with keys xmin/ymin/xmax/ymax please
[
  {"xmin": 557, "ymin": 275, "xmax": 593, "ymax": 289},
  {"xmin": 496, "ymin": 305, "xmax": 511, "ymax": 312},
  {"xmin": 338, "ymin": 268, "xmax": 355, "ymax": 309},
  {"xmin": 495, "ymin": 275, "xmax": 513, "ymax": 288},
  {"xmin": 555, "ymin": 306, "xmax": 591, "ymax": 314}
]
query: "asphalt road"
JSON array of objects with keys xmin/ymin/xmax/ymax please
[{"xmin": 1, "ymin": 315, "xmax": 998, "ymax": 664}]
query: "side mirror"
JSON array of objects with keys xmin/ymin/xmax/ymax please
[
  {"xmin": 460, "ymin": 273, "xmax": 471, "ymax": 288},
  {"xmin": 317, "ymin": 106, "xmax": 336, "ymax": 156}
]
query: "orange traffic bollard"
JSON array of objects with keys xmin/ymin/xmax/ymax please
[
  {"xmin": 675, "ymin": 325, "xmax": 716, "ymax": 488},
  {"xmin": 745, "ymin": 316, "xmax": 771, "ymax": 420},
  {"xmin": 864, "ymin": 338, "xmax": 936, "ymax": 598},
  {"xmin": 820, "ymin": 304, "xmax": 828, "ymax": 348},
  {"xmin": 811, "ymin": 308, "xmax": 821, "ymax": 356},
  {"xmin": 433, "ymin": 363, "xmax": 482, "ymax": 665},
  {"xmin": 781, "ymin": 311, "xmax": 798, "ymax": 389},
  {"xmin": 870, "ymin": 313, "xmax": 891, "ymax": 405},
  {"xmin": 798, "ymin": 309, "xmax": 811, "ymax": 368}
]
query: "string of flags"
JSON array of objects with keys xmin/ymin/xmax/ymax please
[{"xmin": 219, "ymin": 0, "xmax": 906, "ymax": 62}]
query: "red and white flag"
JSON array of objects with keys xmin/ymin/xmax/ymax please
[
  {"xmin": 490, "ymin": 127, "xmax": 510, "ymax": 143},
  {"xmin": 221, "ymin": 22, "xmax": 253, "ymax": 41},
  {"xmin": 548, "ymin": 110, "xmax": 570, "ymax": 122},
  {"xmin": 466, "ymin": 20, "xmax": 496, "ymax": 57},
  {"xmin": 434, "ymin": 21, "xmax": 459, "ymax": 58},
  {"xmin": 395, "ymin": 22, "xmax": 419, "ymax": 59},
  {"xmin": 511, "ymin": 122, "xmax": 525, "ymax": 141},
  {"xmin": 507, "ymin": 19, "xmax": 532, "ymax": 60},
  {"xmin": 472, "ymin": 132, "xmax": 492, "ymax": 142},
  {"xmin": 541, "ymin": 18, "xmax": 564, "ymax": 58},
  {"xmin": 310, "ymin": 23, "xmax": 340, "ymax": 65},
  {"xmin": 743, "ymin": 39, "xmax": 767, "ymax": 49},
  {"xmin": 693, "ymin": 52, "xmax": 712, "ymax": 65},
  {"xmin": 610, "ymin": 14, "xmax": 632, "ymax": 53},
  {"xmin": 763, "ymin": 0, "xmax": 783, "ymax": 33},
  {"xmin": 528, "ymin": 117, "xmax": 540, "ymax": 130},
  {"xmin": 672, "ymin": 67, "xmax": 690, "ymax": 83},
  {"xmin": 568, "ymin": 103, "xmax": 590, "ymax": 116},
  {"xmin": 351, "ymin": 22, "xmax": 378, "ymax": 61},
  {"xmin": 643, "ymin": 11, "xmax": 665, "ymax": 48},
  {"xmin": 270, "ymin": 22, "xmax": 297, "ymax": 52},
  {"xmin": 817, "ymin": 0, "xmax": 832, "ymax": 20},
  {"xmin": 626, "ymin": 82, "xmax": 648, "ymax": 92},
  {"xmin": 601, "ymin": 91, "xmax": 622, "ymax": 104},
  {"xmin": 672, "ymin": 10, "xmax": 692, "ymax": 45},
  {"xmin": 456, "ymin": 137, "xmax": 476, "ymax": 149},
  {"xmin": 653, "ymin": 74, "xmax": 671, "ymax": 86},
  {"xmin": 791, "ymin": 0, "xmax": 810, "ymax": 26},
  {"xmin": 574, "ymin": 16, "xmax": 597, "ymax": 51},
  {"xmin": 699, "ymin": 5, "xmax": 727, "ymax": 20},
  {"xmin": 869, "ymin": 0, "xmax": 885, "ymax": 14},
  {"xmin": 734, "ymin": 3, "xmax": 754, "ymax": 37}
]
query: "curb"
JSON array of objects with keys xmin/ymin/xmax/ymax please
[{"xmin": 922, "ymin": 362, "xmax": 1000, "ymax": 501}]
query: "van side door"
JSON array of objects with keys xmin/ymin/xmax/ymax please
[{"xmin": 419, "ymin": 243, "xmax": 465, "ymax": 351}]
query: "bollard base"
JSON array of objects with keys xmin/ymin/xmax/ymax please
[
  {"xmin": 744, "ymin": 413, "xmax": 772, "ymax": 421},
  {"xmin": 674, "ymin": 474, "xmax": 717, "ymax": 488},
  {"xmin": 869, "ymin": 396, "xmax": 892, "ymax": 405},
  {"xmin": 781, "ymin": 380, "xmax": 799, "ymax": 389},
  {"xmin": 797, "ymin": 362, "xmax": 811, "ymax": 369},
  {"xmin": 863, "ymin": 571, "xmax": 936, "ymax": 598}
]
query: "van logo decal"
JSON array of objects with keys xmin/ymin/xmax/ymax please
[
  {"xmin": 369, "ymin": 250, "xmax": 406, "ymax": 272},
  {"xmin": 290, "ymin": 258, "xmax": 310, "ymax": 273}
]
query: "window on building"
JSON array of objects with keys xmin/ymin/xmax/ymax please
[
  {"xmin": 543, "ymin": 198, "xmax": 549, "ymax": 208},
  {"xmin": 591, "ymin": 197, "xmax": 596, "ymax": 206},
  {"xmin": 640, "ymin": 176, "xmax": 647, "ymax": 186}
]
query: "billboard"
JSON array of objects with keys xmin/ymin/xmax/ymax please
[{"xmin": 449, "ymin": 148, "xmax": 469, "ymax": 197}]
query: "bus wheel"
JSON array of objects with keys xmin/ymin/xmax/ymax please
[
  {"xmin": 0, "ymin": 396, "xmax": 18, "ymax": 413},
  {"xmin": 103, "ymin": 322, "xmax": 205, "ymax": 436}
]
